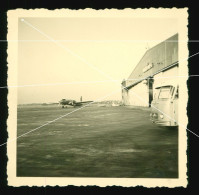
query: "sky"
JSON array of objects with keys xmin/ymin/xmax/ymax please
[{"xmin": 18, "ymin": 17, "xmax": 178, "ymax": 104}]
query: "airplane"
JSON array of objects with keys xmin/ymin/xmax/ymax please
[{"xmin": 59, "ymin": 97, "xmax": 93, "ymax": 108}]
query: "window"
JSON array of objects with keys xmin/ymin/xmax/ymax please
[
  {"xmin": 158, "ymin": 86, "xmax": 172, "ymax": 99},
  {"xmin": 154, "ymin": 88, "xmax": 160, "ymax": 99}
]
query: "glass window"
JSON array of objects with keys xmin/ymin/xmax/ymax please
[
  {"xmin": 158, "ymin": 86, "xmax": 172, "ymax": 99},
  {"xmin": 154, "ymin": 88, "xmax": 160, "ymax": 99},
  {"xmin": 171, "ymin": 87, "xmax": 175, "ymax": 97}
]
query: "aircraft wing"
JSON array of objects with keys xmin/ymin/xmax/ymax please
[{"xmin": 76, "ymin": 101, "xmax": 93, "ymax": 104}]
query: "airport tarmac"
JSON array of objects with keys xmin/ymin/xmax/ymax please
[{"xmin": 17, "ymin": 105, "xmax": 178, "ymax": 178}]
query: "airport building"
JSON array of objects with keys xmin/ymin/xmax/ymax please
[{"xmin": 121, "ymin": 34, "xmax": 178, "ymax": 107}]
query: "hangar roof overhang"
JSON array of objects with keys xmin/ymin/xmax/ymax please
[
  {"xmin": 123, "ymin": 62, "xmax": 178, "ymax": 90},
  {"xmin": 122, "ymin": 33, "xmax": 178, "ymax": 90}
]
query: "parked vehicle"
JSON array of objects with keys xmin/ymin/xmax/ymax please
[{"xmin": 150, "ymin": 81, "xmax": 178, "ymax": 126}]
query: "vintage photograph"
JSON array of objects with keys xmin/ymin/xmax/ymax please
[{"xmin": 7, "ymin": 9, "xmax": 188, "ymax": 187}]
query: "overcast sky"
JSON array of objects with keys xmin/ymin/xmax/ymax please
[{"xmin": 18, "ymin": 17, "xmax": 178, "ymax": 104}]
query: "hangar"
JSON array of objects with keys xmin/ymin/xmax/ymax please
[{"xmin": 121, "ymin": 34, "xmax": 178, "ymax": 107}]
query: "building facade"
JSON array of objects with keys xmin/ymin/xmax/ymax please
[{"xmin": 122, "ymin": 34, "xmax": 178, "ymax": 107}]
